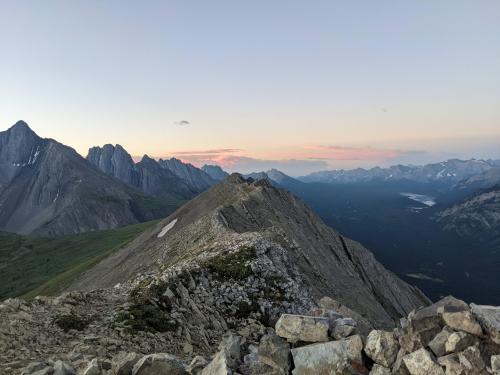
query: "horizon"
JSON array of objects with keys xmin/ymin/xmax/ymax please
[
  {"xmin": 1, "ymin": 1, "xmax": 500, "ymax": 175},
  {"xmin": 2, "ymin": 119, "xmax": 498, "ymax": 177}
]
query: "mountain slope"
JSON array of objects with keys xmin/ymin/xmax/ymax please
[
  {"xmin": 301, "ymin": 159, "xmax": 496, "ymax": 185},
  {"xmin": 0, "ymin": 121, "xmax": 171, "ymax": 236},
  {"xmin": 202, "ymin": 164, "xmax": 229, "ymax": 181},
  {"xmin": 68, "ymin": 174, "xmax": 429, "ymax": 329},
  {"xmin": 437, "ymin": 185, "xmax": 500, "ymax": 246},
  {"xmin": 87, "ymin": 145, "xmax": 197, "ymax": 201},
  {"xmin": 158, "ymin": 157, "xmax": 216, "ymax": 192}
]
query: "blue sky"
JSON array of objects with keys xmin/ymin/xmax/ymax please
[{"xmin": 0, "ymin": 1, "xmax": 499, "ymax": 175}]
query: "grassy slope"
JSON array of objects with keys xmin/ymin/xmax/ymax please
[{"xmin": 0, "ymin": 220, "xmax": 158, "ymax": 300}]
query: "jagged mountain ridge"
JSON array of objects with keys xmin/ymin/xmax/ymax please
[
  {"xmin": 68, "ymin": 174, "xmax": 429, "ymax": 329},
  {"xmin": 201, "ymin": 164, "xmax": 229, "ymax": 181},
  {"xmin": 87, "ymin": 145, "xmax": 216, "ymax": 201},
  {"xmin": 0, "ymin": 121, "xmax": 172, "ymax": 236},
  {"xmin": 300, "ymin": 159, "xmax": 497, "ymax": 185},
  {"xmin": 437, "ymin": 185, "xmax": 500, "ymax": 246}
]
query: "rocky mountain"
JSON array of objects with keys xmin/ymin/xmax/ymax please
[
  {"xmin": 87, "ymin": 146, "xmax": 208, "ymax": 202},
  {"xmin": 301, "ymin": 159, "xmax": 497, "ymax": 186},
  {"xmin": 437, "ymin": 185, "xmax": 500, "ymax": 247},
  {"xmin": 158, "ymin": 158, "xmax": 216, "ymax": 192},
  {"xmin": 454, "ymin": 167, "xmax": 500, "ymax": 193},
  {"xmin": 0, "ymin": 121, "xmax": 171, "ymax": 236},
  {"xmin": 1, "ymin": 177, "xmax": 499, "ymax": 375},
  {"xmin": 67, "ymin": 174, "xmax": 428, "ymax": 329},
  {"xmin": 201, "ymin": 164, "xmax": 229, "ymax": 181}
]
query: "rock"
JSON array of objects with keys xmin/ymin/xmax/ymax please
[
  {"xmin": 217, "ymin": 334, "xmax": 245, "ymax": 368},
  {"xmin": 437, "ymin": 354, "xmax": 464, "ymax": 375},
  {"xmin": 402, "ymin": 348, "xmax": 445, "ymax": 375},
  {"xmin": 369, "ymin": 364, "xmax": 391, "ymax": 375},
  {"xmin": 291, "ymin": 335, "xmax": 364, "ymax": 374},
  {"xmin": 445, "ymin": 332, "xmax": 477, "ymax": 354},
  {"xmin": 392, "ymin": 349, "xmax": 411, "ymax": 375},
  {"xmin": 132, "ymin": 354, "xmax": 187, "ymax": 375},
  {"xmin": 53, "ymin": 361, "xmax": 75, "ymax": 375},
  {"xmin": 364, "ymin": 330, "xmax": 399, "ymax": 368},
  {"xmin": 188, "ymin": 356, "xmax": 209, "ymax": 375},
  {"xmin": 429, "ymin": 327, "xmax": 453, "ymax": 357},
  {"xmin": 31, "ymin": 368, "xmax": 54, "ymax": 375},
  {"xmin": 442, "ymin": 311, "xmax": 483, "ymax": 336},
  {"xmin": 491, "ymin": 355, "xmax": 500, "ymax": 372},
  {"xmin": 257, "ymin": 332, "xmax": 290, "ymax": 373},
  {"xmin": 457, "ymin": 346, "xmax": 486, "ymax": 373},
  {"xmin": 331, "ymin": 318, "xmax": 357, "ymax": 339},
  {"xmin": 82, "ymin": 359, "xmax": 100, "ymax": 375},
  {"xmin": 275, "ymin": 314, "xmax": 329, "ymax": 343},
  {"xmin": 201, "ymin": 351, "xmax": 231, "ymax": 375},
  {"xmin": 470, "ymin": 304, "xmax": 500, "ymax": 344},
  {"xmin": 113, "ymin": 353, "xmax": 142, "ymax": 375}
]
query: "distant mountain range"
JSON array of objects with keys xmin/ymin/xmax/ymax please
[
  {"xmin": 0, "ymin": 121, "xmax": 223, "ymax": 236},
  {"xmin": 299, "ymin": 159, "xmax": 499, "ymax": 185}
]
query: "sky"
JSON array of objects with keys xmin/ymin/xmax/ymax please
[{"xmin": 0, "ymin": 1, "xmax": 499, "ymax": 176}]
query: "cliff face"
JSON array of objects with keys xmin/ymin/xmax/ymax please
[
  {"xmin": 0, "ymin": 122, "xmax": 171, "ymax": 236},
  {"xmin": 68, "ymin": 174, "xmax": 429, "ymax": 329}
]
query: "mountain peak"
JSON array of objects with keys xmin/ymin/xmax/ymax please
[{"xmin": 8, "ymin": 120, "xmax": 37, "ymax": 136}]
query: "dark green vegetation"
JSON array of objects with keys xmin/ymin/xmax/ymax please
[
  {"xmin": 54, "ymin": 314, "xmax": 89, "ymax": 332},
  {"xmin": 0, "ymin": 220, "xmax": 158, "ymax": 300},
  {"xmin": 115, "ymin": 304, "xmax": 178, "ymax": 333},
  {"xmin": 206, "ymin": 245, "xmax": 256, "ymax": 280},
  {"xmin": 279, "ymin": 179, "xmax": 500, "ymax": 305}
]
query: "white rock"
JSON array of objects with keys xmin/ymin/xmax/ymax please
[
  {"xmin": 364, "ymin": 330, "xmax": 399, "ymax": 367},
  {"xmin": 402, "ymin": 348, "xmax": 445, "ymax": 375},
  {"xmin": 275, "ymin": 314, "xmax": 329, "ymax": 343}
]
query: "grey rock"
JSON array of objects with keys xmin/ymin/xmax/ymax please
[
  {"xmin": 291, "ymin": 335, "xmax": 364, "ymax": 374},
  {"xmin": 201, "ymin": 351, "xmax": 231, "ymax": 375},
  {"xmin": 187, "ymin": 356, "xmax": 209, "ymax": 375},
  {"xmin": 445, "ymin": 332, "xmax": 477, "ymax": 354},
  {"xmin": 429, "ymin": 327, "xmax": 453, "ymax": 357},
  {"xmin": 82, "ymin": 359, "xmax": 100, "ymax": 375},
  {"xmin": 275, "ymin": 314, "xmax": 329, "ymax": 343},
  {"xmin": 437, "ymin": 354, "xmax": 464, "ymax": 375},
  {"xmin": 470, "ymin": 304, "xmax": 500, "ymax": 344},
  {"xmin": 113, "ymin": 353, "xmax": 142, "ymax": 375},
  {"xmin": 331, "ymin": 318, "xmax": 357, "ymax": 339},
  {"xmin": 442, "ymin": 311, "xmax": 483, "ymax": 336},
  {"xmin": 364, "ymin": 330, "xmax": 399, "ymax": 367},
  {"xmin": 132, "ymin": 354, "xmax": 187, "ymax": 375},
  {"xmin": 457, "ymin": 346, "xmax": 486, "ymax": 373},
  {"xmin": 402, "ymin": 348, "xmax": 445, "ymax": 375},
  {"xmin": 491, "ymin": 355, "xmax": 500, "ymax": 372},
  {"xmin": 369, "ymin": 364, "xmax": 391, "ymax": 375},
  {"xmin": 53, "ymin": 360, "xmax": 75, "ymax": 375}
]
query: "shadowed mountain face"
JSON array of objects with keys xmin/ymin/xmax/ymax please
[
  {"xmin": 0, "ymin": 122, "xmax": 171, "ymax": 236},
  {"xmin": 87, "ymin": 146, "xmax": 217, "ymax": 201},
  {"xmin": 301, "ymin": 159, "xmax": 497, "ymax": 185},
  {"xmin": 202, "ymin": 164, "xmax": 229, "ymax": 181},
  {"xmin": 68, "ymin": 174, "xmax": 429, "ymax": 329}
]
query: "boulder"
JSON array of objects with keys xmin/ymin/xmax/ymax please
[
  {"xmin": 331, "ymin": 318, "xmax": 357, "ymax": 340},
  {"xmin": 217, "ymin": 334, "xmax": 245, "ymax": 368},
  {"xmin": 257, "ymin": 333, "xmax": 290, "ymax": 372},
  {"xmin": 442, "ymin": 311, "xmax": 483, "ymax": 337},
  {"xmin": 392, "ymin": 349, "xmax": 411, "ymax": 375},
  {"xmin": 82, "ymin": 359, "xmax": 100, "ymax": 375},
  {"xmin": 402, "ymin": 348, "xmax": 445, "ymax": 375},
  {"xmin": 369, "ymin": 364, "xmax": 391, "ymax": 375},
  {"xmin": 113, "ymin": 352, "xmax": 142, "ymax": 375},
  {"xmin": 132, "ymin": 354, "xmax": 187, "ymax": 375},
  {"xmin": 53, "ymin": 361, "xmax": 75, "ymax": 375},
  {"xmin": 445, "ymin": 332, "xmax": 477, "ymax": 354},
  {"xmin": 491, "ymin": 355, "xmax": 500, "ymax": 372},
  {"xmin": 201, "ymin": 351, "xmax": 231, "ymax": 375},
  {"xmin": 470, "ymin": 304, "xmax": 500, "ymax": 344},
  {"xmin": 291, "ymin": 335, "xmax": 364, "ymax": 374},
  {"xmin": 428, "ymin": 327, "xmax": 452, "ymax": 357},
  {"xmin": 436, "ymin": 354, "xmax": 464, "ymax": 375},
  {"xmin": 188, "ymin": 356, "xmax": 209, "ymax": 375},
  {"xmin": 275, "ymin": 314, "xmax": 329, "ymax": 343},
  {"xmin": 364, "ymin": 330, "xmax": 399, "ymax": 367},
  {"xmin": 457, "ymin": 346, "xmax": 486, "ymax": 373}
]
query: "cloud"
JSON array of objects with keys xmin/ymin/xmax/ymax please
[
  {"xmin": 302, "ymin": 145, "xmax": 403, "ymax": 161},
  {"xmin": 174, "ymin": 120, "xmax": 190, "ymax": 126},
  {"xmin": 172, "ymin": 148, "xmax": 241, "ymax": 155}
]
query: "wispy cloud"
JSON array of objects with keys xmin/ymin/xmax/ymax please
[{"xmin": 174, "ymin": 120, "xmax": 190, "ymax": 126}]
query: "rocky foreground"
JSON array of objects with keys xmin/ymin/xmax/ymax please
[{"xmin": 1, "ymin": 294, "xmax": 499, "ymax": 375}]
